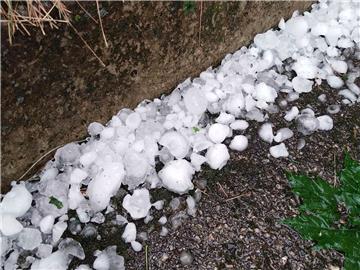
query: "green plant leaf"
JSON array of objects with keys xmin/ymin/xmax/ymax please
[
  {"xmin": 192, "ymin": 126, "xmax": 200, "ymax": 133},
  {"xmin": 183, "ymin": 1, "xmax": 196, "ymax": 14},
  {"xmin": 284, "ymin": 154, "xmax": 360, "ymax": 270},
  {"xmin": 49, "ymin": 196, "xmax": 63, "ymax": 209}
]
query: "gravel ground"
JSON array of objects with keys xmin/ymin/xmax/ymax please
[
  {"xmin": 121, "ymin": 67, "xmax": 360, "ymax": 269},
  {"xmin": 66, "ymin": 74, "xmax": 359, "ymax": 270}
]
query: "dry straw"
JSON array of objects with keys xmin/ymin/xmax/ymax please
[{"xmin": 0, "ymin": 0, "xmax": 107, "ymax": 66}]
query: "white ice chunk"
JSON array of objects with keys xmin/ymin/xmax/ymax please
[
  {"xmin": 122, "ymin": 222, "xmax": 136, "ymax": 243},
  {"xmin": 31, "ymin": 251, "xmax": 68, "ymax": 270},
  {"xmin": 39, "ymin": 215, "xmax": 55, "ymax": 234},
  {"xmin": 190, "ymin": 153, "xmax": 207, "ymax": 171},
  {"xmin": 122, "ymin": 189, "xmax": 152, "ymax": 220},
  {"xmin": 293, "ymin": 57, "xmax": 318, "ymax": 79},
  {"xmin": 0, "ymin": 184, "xmax": 32, "ymax": 217},
  {"xmin": 325, "ymin": 26, "xmax": 343, "ymax": 47},
  {"xmin": 123, "ymin": 151, "xmax": 149, "ymax": 188},
  {"xmin": 270, "ymin": 143, "xmax": 289, "ymax": 158},
  {"xmin": 158, "ymin": 159, "xmax": 195, "ymax": 194},
  {"xmin": 70, "ymin": 168, "xmax": 88, "ymax": 185},
  {"xmin": 208, "ymin": 123, "xmax": 230, "ymax": 143},
  {"xmin": 87, "ymin": 162, "xmax": 125, "ymax": 212},
  {"xmin": 93, "ymin": 246, "xmax": 125, "ymax": 270},
  {"xmin": 68, "ymin": 184, "xmax": 85, "ymax": 210},
  {"xmin": 88, "ymin": 122, "xmax": 104, "ymax": 136},
  {"xmin": 126, "ymin": 112, "xmax": 142, "ymax": 130},
  {"xmin": 292, "ymin": 76, "xmax": 313, "ymax": 93},
  {"xmin": 52, "ymin": 221, "xmax": 67, "ymax": 244},
  {"xmin": 274, "ymin": 128, "xmax": 294, "ymax": 142},
  {"xmin": 339, "ymin": 89, "xmax": 357, "ymax": 103},
  {"xmin": 286, "ymin": 17, "xmax": 309, "ymax": 38},
  {"xmin": 36, "ymin": 244, "xmax": 53, "ymax": 258},
  {"xmin": 215, "ymin": 112, "xmax": 235, "ymax": 125},
  {"xmin": 206, "ymin": 144, "xmax": 230, "ymax": 170},
  {"xmin": 284, "ymin": 106, "xmax": 299, "ymax": 122},
  {"xmin": 55, "ymin": 143, "xmax": 80, "ymax": 165},
  {"xmin": 229, "ymin": 135, "xmax": 248, "ymax": 152},
  {"xmin": 329, "ymin": 60, "xmax": 348, "ymax": 74},
  {"xmin": 186, "ymin": 196, "xmax": 196, "ymax": 217},
  {"xmin": 317, "ymin": 115, "xmax": 333, "ymax": 131},
  {"xmin": 254, "ymin": 30, "xmax": 279, "ymax": 50},
  {"xmin": 100, "ymin": 127, "xmax": 115, "ymax": 140},
  {"xmin": 311, "ymin": 22, "xmax": 328, "ymax": 36},
  {"xmin": 131, "ymin": 241, "xmax": 142, "ymax": 252},
  {"xmin": 258, "ymin": 123, "xmax": 274, "ymax": 143},
  {"xmin": 183, "ymin": 87, "xmax": 208, "ymax": 115},
  {"xmin": 159, "ymin": 131, "xmax": 190, "ymax": 159},
  {"xmin": 159, "ymin": 216, "xmax": 167, "ymax": 225},
  {"xmin": 0, "ymin": 215, "xmax": 23, "ymax": 236},
  {"xmin": 17, "ymin": 228, "xmax": 42, "ymax": 250},
  {"xmin": 327, "ymin": 75, "xmax": 344, "ymax": 88},
  {"xmin": 255, "ymin": 82, "xmax": 278, "ymax": 103},
  {"xmin": 79, "ymin": 151, "xmax": 97, "ymax": 167},
  {"xmin": 296, "ymin": 114, "xmax": 319, "ymax": 135},
  {"xmin": 230, "ymin": 120, "xmax": 249, "ymax": 130},
  {"xmin": 318, "ymin": 94, "xmax": 327, "ymax": 103},
  {"xmin": 75, "ymin": 265, "xmax": 91, "ymax": 270}
]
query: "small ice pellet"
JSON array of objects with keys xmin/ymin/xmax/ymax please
[
  {"xmin": 229, "ymin": 135, "xmax": 248, "ymax": 151},
  {"xmin": 318, "ymin": 94, "xmax": 327, "ymax": 103},
  {"xmin": 284, "ymin": 106, "xmax": 299, "ymax": 122},
  {"xmin": 327, "ymin": 105, "xmax": 340, "ymax": 114},
  {"xmin": 159, "ymin": 216, "xmax": 167, "ymax": 225},
  {"xmin": 269, "ymin": 143, "xmax": 289, "ymax": 158},
  {"xmin": 230, "ymin": 120, "xmax": 249, "ymax": 130}
]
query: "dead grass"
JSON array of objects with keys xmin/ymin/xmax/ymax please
[{"xmin": 0, "ymin": 0, "xmax": 107, "ymax": 66}]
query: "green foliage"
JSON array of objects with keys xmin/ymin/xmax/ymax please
[
  {"xmin": 74, "ymin": 14, "xmax": 82, "ymax": 22},
  {"xmin": 284, "ymin": 153, "xmax": 360, "ymax": 270},
  {"xmin": 192, "ymin": 126, "xmax": 200, "ymax": 133},
  {"xmin": 183, "ymin": 1, "xmax": 196, "ymax": 15},
  {"xmin": 49, "ymin": 196, "xmax": 63, "ymax": 209}
]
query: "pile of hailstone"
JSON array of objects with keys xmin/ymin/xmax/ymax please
[{"xmin": 1, "ymin": 0, "xmax": 359, "ymax": 269}]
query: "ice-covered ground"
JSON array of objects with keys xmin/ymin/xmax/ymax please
[{"xmin": 1, "ymin": 0, "xmax": 359, "ymax": 269}]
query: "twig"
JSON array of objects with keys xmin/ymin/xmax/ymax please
[
  {"xmin": 198, "ymin": 1, "xmax": 203, "ymax": 45},
  {"xmin": 225, "ymin": 192, "xmax": 251, "ymax": 202},
  {"xmin": 18, "ymin": 139, "xmax": 87, "ymax": 181},
  {"xmin": 75, "ymin": 0, "xmax": 98, "ymax": 24},
  {"xmin": 96, "ymin": 0, "xmax": 108, "ymax": 48},
  {"xmin": 145, "ymin": 245, "xmax": 149, "ymax": 270},
  {"xmin": 69, "ymin": 23, "xmax": 106, "ymax": 67},
  {"xmin": 217, "ymin": 182, "xmax": 228, "ymax": 198}
]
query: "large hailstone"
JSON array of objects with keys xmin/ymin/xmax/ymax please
[
  {"xmin": 254, "ymin": 30, "xmax": 279, "ymax": 50},
  {"xmin": 270, "ymin": 143, "xmax": 289, "ymax": 158},
  {"xmin": 206, "ymin": 144, "xmax": 230, "ymax": 170},
  {"xmin": 255, "ymin": 82, "xmax": 278, "ymax": 103},
  {"xmin": 208, "ymin": 123, "xmax": 230, "ymax": 143},
  {"xmin": 183, "ymin": 87, "xmax": 208, "ymax": 115},
  {"xmin": 158, "ymin": 159, "xmax": 195, "ymax": 194},
  {"xmin": 0, "ymin": 184, "xmax": 32, "ymax": 217},
  {"xmin": 292, "ymin": 57, "xmax": 318, "ymax": 79},
  {"xmin": 292, "ymin": 76, "xmax": 313, "ymax": 93},
  {"xmin": 87, "ymin": 162, "xmax": 125, "ymax": 212},
  {"xmin": 229, "ymin": 135, "xmax": 248, "ymax": 152},
  {"xmin": 0, "ymin": 215, "xmax": 23, "ymax": 236},
  {"xmin": 17, "ymin": 228, "xmax": 42, "ymax": 250},
  {"xmin": 122, "ymin": 189, "xmax": 152, "ymax": 220},
  {"xmin": 258, "ymin": 123, "xmax": 274, "ymax": 143},
  {"xmin": 159, "ymin": 131, "xmax": 190, "ymax": 159}
]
